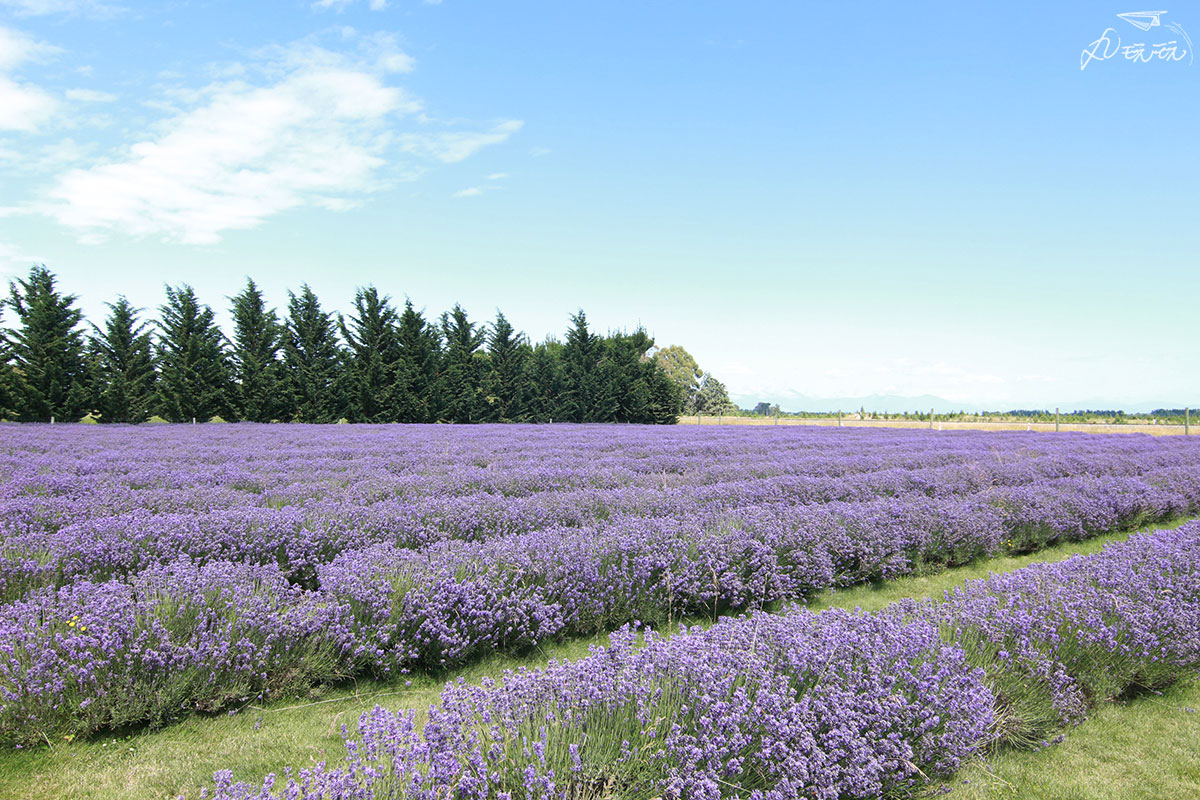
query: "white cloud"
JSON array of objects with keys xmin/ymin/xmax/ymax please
[
  {"xmin": 399, "ymin": 119, "xmax": 523, "ymax": 163},
  {"xmin": 452, "ymin": 186, "xmax": 483, "ymax": 198},
  {"xmin": 0, "ymin": 26, "xmax": 58, "ymax": 131},
  {"xmin": 36, "ymin": 38, "xmax": 521, "ymax": 245},
  {"xmin": 65, "ymin": 87, "xmax": 116, "ymax": 102},
  {"xmin": 486, "ymin": 172, "xmax": 509, "ymax": 180},
  {"xmin": 41, "ymin": 54, "xmax": 410, "ymax": 244},
  {"xmin": 311, "ymin": 0, "xmax": 389, "ymax": 11},
  {"xmin": 0, "ymin": 0, "xmax": 116, "ymax": 16}
]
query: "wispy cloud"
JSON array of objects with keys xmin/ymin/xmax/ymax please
[
  {"xmin": 41, "ymin": 58, "xmax": 406, "ymax": 243},
  {"xmin": 0, "ymin": 0, "xmax": 118, "ymax": 17},
  {"xmin": 399, "ymin": 120, "xmax": 523, "ymax": 163},
  {"xmin": 486, "ymin": 172, "xmax": 509, "ymax": 180},
  {"xmin": 64, "ymin": 88, "xmax": 116, "ymax": 102},
  {"xmin": 311, "ymin": 0, "xmax": 390, "ymax": 12},
  {"xmin": 452, "ymin": 186, "xmax": 483, "ymax": 198},
  {"xmin": 32, "ymin": 34, "xmax": 521, "ymax": 244},
  {"xmin": 0, "ymin": 25, "xmax": 58, "ymax": 131}
]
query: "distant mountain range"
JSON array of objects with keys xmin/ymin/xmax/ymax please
[{"xmin": 728, "ymin": 393, "xmax": 1186, "ymax": 415}]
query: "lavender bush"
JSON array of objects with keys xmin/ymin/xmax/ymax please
[
  {"xmin": 208, "ymin": 522, "xmax": 1200, "ymax": 800},
  {"xmin": 1, "ymin": 424, "xmax": 1198, "ymax": 744}
]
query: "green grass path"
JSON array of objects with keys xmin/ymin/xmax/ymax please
[{"xmin": 1, "ymin": 519, "xmax": 1196, "ymax": 799}]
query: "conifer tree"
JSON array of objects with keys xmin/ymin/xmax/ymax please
[
  {"xmin": 4, "ymin": 265, "xmax": 88, "ymax": 421},
  {"xmin": 89, "ymin": 296, "xmax": 156, "ymax": 423},
  {"xmin": 339, "ymin": 286, "xmax": 401, "ymax": 422},
  {"xmin": 395, "ymin": 299, "xmax": 441, "ymax": 423},
  {"xmin": 562, "ymin": 311, "xmax": 603, "ymax": 422},
  {"xmin": 439, "ymin": 303, "xmax": 487, "ymax": 423},
  {"xmin": 282, "ymin": 285, "xmax": 343, "ymax": 423},
  {"xmin": 483, "ymin": 311, "xmax": 528, "ymax": 422},
  {"xmin": 0, "ymin": 306, "xmax": 17, "ymax": 420},
  {"xmin": 230, "ymin": 279, "xmax": 283, "ymax": 422},
  {"xmin": 522, "ymin": 338, "xmax": 565, "ymax": 422},
  {"xmin": 155, "ymin": 284, "xmax": 232, "ymax": 422}
]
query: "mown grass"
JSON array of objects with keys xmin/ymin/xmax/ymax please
[{"xmin": 0, "ymin": 517, "xmax": 1194, "ymax": 800}]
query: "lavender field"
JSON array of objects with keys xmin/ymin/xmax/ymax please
[{"xmin": 2, "ymin": 424, "xmax": 1200, "ymax": 798}]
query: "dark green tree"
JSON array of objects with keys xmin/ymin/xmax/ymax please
[
  {"xmin": 282, "ymin": 285, "xmax": 344, "ymax": 423},
  {"xmin": 395, "ymin": 300, "xmax": 442, "ymax": 423},
  {"xmin": 561, "ymin": 311, "xmax": 603, "ymax": 422},
  {"xmin": 522, "ymin": 338, "xmax": 565, "ymax": 423},
  {"xmin": 155, "ymin": 284, "xmax": 233, "ymax": 422},
  {"xmin": 230, "ymin": 279, "xmax": 283, "ymax": 422},
  {"xmin": 339, "ymin": 286, "xmax": 401, "ymax": 423},
  {"xmin": 482, "ymin": 311, "xmax": 528, "ymax": 422},
  {"xmin": 439, "ymin": 303, "xmax": 487, "ymax": 423},
  {"xmin": 695, "ymin": 372, "xmax": 735, "ymax": 416},
  {"xmin": 88, "ymin": 296, "xmax": 156, "ymax": 423},
  {"xmin": 0, "ymin": 306, "xmax": 18, "ymax": 420},
  {"xmin": 4, "ymin": 265, "xmax": 88, "ymax": 421}
]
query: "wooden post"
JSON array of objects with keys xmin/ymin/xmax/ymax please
[
  {"xmin": 697, "ymin": 412, "xmax": 702, "ymax": 427},
  {"xmin": 50, "ymin": 416, "xmax": 55, "ymax": 425},
  {"xmin": 192, "ymin": 417, "xmax": 196, "ymax": 425},
  {"xmin": 718, "ymin": 413, "xmax": 722, "ymax": 425},
  {"xmin": 838, "ymin": 410, "xmax": 842, "ymax": 428},
  {"xmin": 929, "ymin": 408, "xmax": 934, "ymax": 430},
  {"xmin": 1055, "ymin": 407, "xmax": 1060, "ymax": 433},
  {"xmin": 1187, "ymin": 408, "xmax": 1191, "ymax": 436}
]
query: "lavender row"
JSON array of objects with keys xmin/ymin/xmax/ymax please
[
  {"xmin": 4, "ymin": 426, "xmax": 1200, "ymax": 601},
  {"xmin": 209, "ymin": 521, "xmax": 1200, "ymax": 800},
  {"xmin": 0, "ymin": 470, "xmax": 1190, "ymax": 743}
]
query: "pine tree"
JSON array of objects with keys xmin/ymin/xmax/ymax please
[
  {"xmin": 523, "ymin": 338, "xmax": 565, "ymax": 422},
  {"xmin": 339, "ymin": 286, "xmax": 401, "ymax": 423},
  {"xmin": 395, "ymin": 300, "xmax": 442, "ymax": 423},
  {"xmin": 561, "ymin": 311, "xmax": 602, "ymax": 422},
  {"xmin": 4, "ymin": 265, "xmax": 88, "ymax": 421},
  {"xmin": 440, "ymin": 304, "xmax": 487, "ymax": 423},
  {"xmin": 0, "ymin": 306, "xmax": 17, "ymax": 421},
  {"xmin": 282, "ymin": 285, "xmax": 343, "ymax": 423},
  {"xmin": 89, "ymin": 296, "xmax": 156, "ymax": 423},
  {"xmin": 155, "ymin": 284, "xmax": 233, "ymax": 423},
  {"xmin": 230, "ymin": 279, "xmax": 283, "ymax": 422},
  {"xmin": 483, "ymin": 311, "xmax": 528, "ymax": 422}
]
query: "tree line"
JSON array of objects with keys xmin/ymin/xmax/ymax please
[{"xmin": 0, "ymin": 265, "xmax": 689, "ymax": 425}]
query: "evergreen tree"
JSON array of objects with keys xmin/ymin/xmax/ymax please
[
  {"xmin": 483, "ymin": 311, "xmax": 528, "ymax": 422},
  {"xmin": 439, "ymin": 303, "xmax": 487, "ymax": 423},
  {"xmin": 89, "ymin": 296, "xmax": 156, "ymax": 423},
  {"xmin": 695, "ymin": 372, "xmax": 735, "ymax": 415},
  {"xmin": 282, "ymin": 285, "xmax": 343, "ymax": 423},
  {"xmin": 155, "ymin": 284, "xmax": 232, "ymax": 422},
  {"xmin": 339, "ymin": 286, "xmax": 401, "ymax": 422},
  {"xmin": 395, "ymin": 299, "xmax": 442, "ymax": 423},
  {"xmin": 522, "ymin": 338, "xmax": 565, "ymax": 422},
  {"xmin": 230, "ymin": 279, "xmax": 283, "ymax": 422},
  {"xmin": 4, "ymin": 265, "xmax": 88, "ymax": 421},
  {"xmin": 0, "ymin": 306, "xmax": 17, "ymax": 420},
  {"xmin": 605, "ymin": 329, "xmax": 657, "ymax": 423},
  {"xmin": 561, "ymin": 311, "xmax": 602, "ymax": 422}
]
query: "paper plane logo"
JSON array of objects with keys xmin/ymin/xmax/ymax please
[{"xmin": 1117, "ymin": 11, "xmax": 1166, "ymax": 31}]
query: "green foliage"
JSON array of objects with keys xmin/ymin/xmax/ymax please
[
  {"xmin": 88, "ymin": 296, "xmax": 156, "ymax": 424},
  {"xmin": 339, "ymin": 286, "xmax": 401, "ymax": 423},
  {"xmin": 4, "ymin": 265, "xmax": 89, "ymax": 421},
  {"xmin": 229, "ymin": 279, "xmax": 283, "ymax": 423},
  {"xmin": 155, "ymin": 285, "xmax": 233, "ymax": 423},
  {"xmin": 2, "ymin": 268, "xmax": 706, "ymax": 426},
  {"xmin": 394, "ymin": 300, "xmax": 442, "ymax": 423},
  {"xmin": 483, "ymin": 311, "xmax": 528, "ymax": 422},
  {"xmin": 281, "ymin": 285, "xmax": 343, "ymax": 423},
  {"xmin": 694, "ymin": 372, "xmax": 735, "ymax": 415},
  {"xmin": 439, "ymin": 303, "xmax": 487, "ymax": 423}
]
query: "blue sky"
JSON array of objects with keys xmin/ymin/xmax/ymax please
[{"xmin": 0, "ymin": 1, "xmax": 1196, "ymax": 410}]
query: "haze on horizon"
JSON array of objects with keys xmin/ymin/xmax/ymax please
[{"xmin": 0, "ymin": 1, "xmax": 1196, "ymax": 412}]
